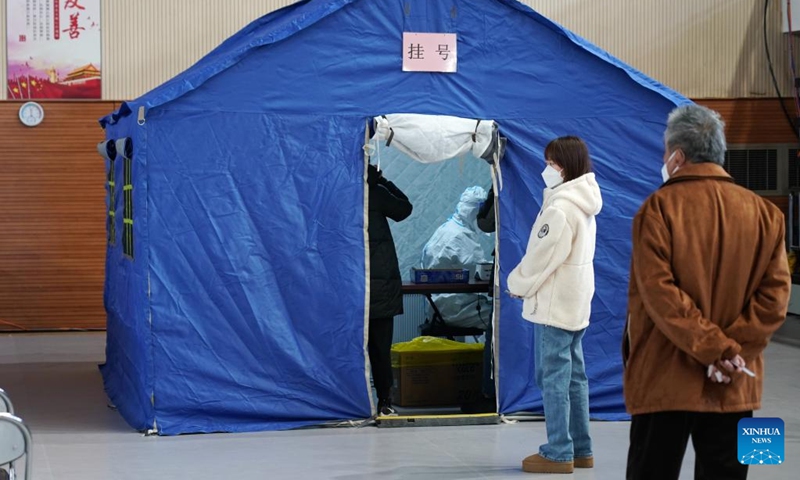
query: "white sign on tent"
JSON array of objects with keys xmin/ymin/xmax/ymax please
[{"xmin": 402, "ymin": 32, "xmax": 457, "ymax": 73}]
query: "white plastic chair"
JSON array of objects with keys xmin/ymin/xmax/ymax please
[
  {"xmin": 0, "ymin": 412, "xmax": 32, "ymax": 480},
  {"xmin": 0, "ymin": 389, "xmax": 12, "ymax": 414}
]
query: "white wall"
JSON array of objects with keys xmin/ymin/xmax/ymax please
[{"xmin": 1, "ymin": 0, "xmax": 797, "ymax": 100}]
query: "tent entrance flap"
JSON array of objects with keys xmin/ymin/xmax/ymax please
[
  {"xmin": 368, "ymin": 114, "xmax": 506, "ymax": 165},
  {"xmin": 365, "ymin": 112, "xmax": 503, "ymax": 408}
]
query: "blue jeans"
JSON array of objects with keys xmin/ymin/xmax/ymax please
[{"xmin": 534, "ymin": 323, "xmax": 592, "ymax": 462}]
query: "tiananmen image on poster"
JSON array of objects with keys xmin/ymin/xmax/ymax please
[{"xmin": 6, "ymin": 0, "xmax": 101, "ymax": 100}]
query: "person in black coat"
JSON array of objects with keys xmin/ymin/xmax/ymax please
[{"xmin": 367, "ymin": 164, "xmax": 412, "ymax": 416}]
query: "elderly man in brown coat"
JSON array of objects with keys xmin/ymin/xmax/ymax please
[{"xmin": 623, "ymin": 104, "xmax": 790, "ymax": 480}]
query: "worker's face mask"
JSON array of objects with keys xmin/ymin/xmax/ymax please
[{"xmin": 542, "ymin": 165, "xmax": 564, "ymax": 189}]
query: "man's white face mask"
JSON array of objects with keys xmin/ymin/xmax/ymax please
[{"xmin": 661, "ymin": 150, "xmax": 679, "ymax": 183}]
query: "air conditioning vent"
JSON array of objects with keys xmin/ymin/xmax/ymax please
[
  {"xmin": 789, "ymin": 149, "xmax": 800, "ymax": 189},
  {"xmin": 724, "ymin": 149, "xmax": 777, "ymax": 191}
]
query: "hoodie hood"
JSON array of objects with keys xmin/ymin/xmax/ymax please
[{"xmin": 544, "ymin": 172, "xmax": 602, "ymax": 216}]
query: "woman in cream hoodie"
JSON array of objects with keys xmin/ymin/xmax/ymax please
[{"xmin": 508, "ymin": 136, "xmax": 603, "ymax": 475}]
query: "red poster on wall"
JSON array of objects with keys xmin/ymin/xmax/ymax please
[{"xmin": 6, "ymin": 0, "xmax": 101, "ymax": 99}]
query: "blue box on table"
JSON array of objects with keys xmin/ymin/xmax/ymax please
[{"xmin": 411, "ymin": 268, "xmax": 470, "ymax": 284}]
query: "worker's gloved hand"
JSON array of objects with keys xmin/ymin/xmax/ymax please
[{"xmin": 367, "ymin": 164, "xmax": 382, "ymax": 186}]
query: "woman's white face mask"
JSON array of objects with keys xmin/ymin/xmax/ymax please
[
  {"xmin": 661, "ymin": 150, "xmax": 679, "ymax": 183},
  {"xmin": 542, "ymin": 165, "xmax": 564, "ymax": 188}
]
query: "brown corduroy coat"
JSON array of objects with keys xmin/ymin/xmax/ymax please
[{"xmin": 623, "ymin": 162, "xmax": 790, "ymax": 415}]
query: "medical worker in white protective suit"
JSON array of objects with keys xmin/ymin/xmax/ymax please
[{"xmin": 421, "ymin": 186, "xmax": 493, "ymax": 329}]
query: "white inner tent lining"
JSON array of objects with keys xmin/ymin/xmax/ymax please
[
  {"xmin": 369, "ymin": 114, "xmax": 504, "ymax": 165},
  {"xmin": 364, "ymin": 113, "xmax": 506, "ymax": 414}
]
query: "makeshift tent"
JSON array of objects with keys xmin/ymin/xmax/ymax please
[{"xmin": 98, "ymin": 0, "xmax": 689, "ymax": 435}]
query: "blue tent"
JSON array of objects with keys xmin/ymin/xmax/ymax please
[{"xmin": 99, "ymin": 0, "xmax": 689, "ymax": 434}]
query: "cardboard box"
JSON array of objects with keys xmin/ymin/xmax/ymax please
[
  {"xmin": 391, "ymin": 336, "xmax": 484, "ymax": 407},
  {"xmin": 411, "ymin": 267, "xmax": 470, "ymax": 284}
]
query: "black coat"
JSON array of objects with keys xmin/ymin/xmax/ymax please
[
  {"xmin": 477, "ymin": 187, "xmax": 495, "ymax": 295},
  {"xmin": 477, "ymin": 187, "xmax": 495, "ymax": 234},
  {"xmin": 368, "ymin": 167, "xmax": 412, "ymax": 319}
]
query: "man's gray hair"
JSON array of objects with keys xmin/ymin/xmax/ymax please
[{"xmin": 665, "ymin": 104, "xmax": 727, "ymax": 166}]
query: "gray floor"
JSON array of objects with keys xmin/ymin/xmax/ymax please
[{"xmin": 0, "ymin": 332, "xmax": 797, "ymax": 480}]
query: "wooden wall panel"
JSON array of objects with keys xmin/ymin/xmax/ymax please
[
  {"xmin": 0, "ymin": 101, "xmax": 114, "ymax": 331},
  {"xmin": 696, "ymin": 98, "xmax": 799, "ymax": 145}
]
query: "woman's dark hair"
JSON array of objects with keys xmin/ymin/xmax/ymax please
[{"xmin": 544, "ymin": 136, "xmax": 593, "ymax": 182}]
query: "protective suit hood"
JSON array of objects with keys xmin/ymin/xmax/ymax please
[{"xmin": 452, "ymin": 186, "xmax": 487, "ymax": 230}]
